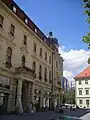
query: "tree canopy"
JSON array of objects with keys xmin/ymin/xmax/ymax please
[{"xmin": 83, "ymin": 0, "xmax": 90, "ymax": 64}]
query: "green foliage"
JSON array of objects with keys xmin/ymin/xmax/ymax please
[
  {"xmin": 88, "ymin": 57, "xmax": 90, "ymax": 64},
  {"xmin": 64, "ymin": 89, "xmax": 75, "ymax": 104},
  {"xmin": 83, "ymin": 0, "xmax": 90, "ymax": 64}
]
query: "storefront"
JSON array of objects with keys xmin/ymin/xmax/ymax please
[{"xmin": 0, "ymin": 75, "xmax": 10, "ymax": 112}]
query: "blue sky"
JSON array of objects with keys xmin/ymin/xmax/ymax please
[
  {"xmin": 14, "ymin": 0, "xmax": 89, "ymax": 51},
  {"xmin": 14, "ymin": 0, "xmax": 90, "ymax": 83}
]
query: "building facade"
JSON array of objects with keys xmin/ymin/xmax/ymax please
[
  {"xmin": 62, "ymin": 77, "xmax": 69, "ymax": 93},
  {"xmin": 74, "ymin": 66, "xmax": 90, "ymax": 108},
  {"xmin": 0, "ymin": 0, "xmax": 62, "ymax": 112}
]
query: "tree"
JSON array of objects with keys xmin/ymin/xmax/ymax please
[
  {"xmin": 83, "ymin": 0, "xmax": 90, "ymax": 64},
  {"xmin": 62, "ymin": 95, "xmax": 66, "ymax": 104}
]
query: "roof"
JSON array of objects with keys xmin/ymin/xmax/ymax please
[
  {"xmin": 2, "ymin": 0, "xmax": 59, "ymax": 52},
  {"xmin": 74, "ymin": 66, "xmax": 90, "ymax": 79}
]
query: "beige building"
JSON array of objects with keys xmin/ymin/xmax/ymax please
[{"xmin": 0, "ymin": 0, "xmax": 63, "ymax": 112}]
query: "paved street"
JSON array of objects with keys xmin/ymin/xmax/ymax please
[{"xmin": 0, "ymin": 108, "xmax": 89, "ymax": 120}]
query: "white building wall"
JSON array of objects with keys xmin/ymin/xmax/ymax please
[{"xmin": 75, "ymin": 79, "xmax": 90, "ymax": 108}]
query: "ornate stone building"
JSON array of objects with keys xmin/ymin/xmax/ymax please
[{"xmin": 0, "ymin": 0, "xmax": 63, "ymax": 112}]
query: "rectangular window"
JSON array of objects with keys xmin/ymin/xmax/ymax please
[
  {"xmin": 85, "ymin": 80, "xmax": 88, "ymax": 84},
  {"xmin": 10, "ymin": 24, "xmax": 15, "ymax": 36},
  {"xmin": 86, "ymin": 100, "xmax": 89, "ymax": 105},
  {"xmin": 79, "ymin": 100, "xmax": 82, "ymax": 104},
  {"xmin": 49, "ymin": 56, "xmax": 51, "ymax": 64},
  {"xmin": 79, "ymin": 81, "xmax": 81, "ymax": 85},
  {"xmin": 23, "ymin": 35, "xmax": 27, "ymax": 46},
  {"xmin": 86, "ymin": 89, "xmax": 89, "ymax": 95},
  {"xmin": 79, "ymin": 90, "xmax": 82, "ymax": 95},
  {"xmin": 0, "ymin": 15, "xmax": 4, "ymax": 28},
  {"xmin": 49, "ymin": 71, "xmax": 51, "ymax": 83},
  {"xmin": 33, "ymin": 43, "xmax": 36, "ymax": 53},
  {"xmin": 40, "ymin": 48, "xmax": 42, "ymax": 57},
  {"xmin": 45, "ymin": 52, "xmax": 47, "ymax": 61}
]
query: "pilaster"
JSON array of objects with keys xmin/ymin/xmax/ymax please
[
  {"xmin": 16, "ymin": 79, "xmax": 23, "ymax": 113},
  {"xmin": 7, "ymin": 78, "xmax": 16, "ymax": 112}
]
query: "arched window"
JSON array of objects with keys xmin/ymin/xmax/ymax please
[
  {"xmin": 32, "ymin": 62, "xmax": 36, "ymax": 73},
  {"xmin": 39, "ymin": 65, "xmax": 42, "ymax": 79},
  {"xmin": 22, "ymin": 55, "xmax": 25, "ymax": 67},
  {"xmin": 44, "ymin": 68, "xmax": 47, "ymax": 82},
  {"xmin": 5, "ymin": 47, "xmax": 12, "ymax": 69}
]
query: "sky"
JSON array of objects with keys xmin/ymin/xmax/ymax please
[{"xmin": 14, "ymin": 0, "xmax": 90, "ymax": 85}]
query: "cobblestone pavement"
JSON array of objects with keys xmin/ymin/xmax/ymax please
[{"xmin": 0, "ymin": 109, "xmax": 89, "ymax": 120}]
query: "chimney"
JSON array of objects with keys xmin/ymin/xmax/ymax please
[{"xmin": 49, "ymin": 32, "xmax": 53, "ymax": 37}]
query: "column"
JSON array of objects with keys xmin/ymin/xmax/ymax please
[
  {"xmin": 55, "ymin": 98, "xmax": 57, "ymax": 107},
  {"xmin": 16, "ymin": 79, "xmax": 23, "ymax": 114},
  {"xmin": 7, "ymin": 79, "xmax": 16, "ymax": 112},
  {"xmin": 43, "ymin": 98, "xmax": 46, "ymax": 107},
  {"xmin": 46, "ymin": 98, "xmax": 49, "ymax": 107},
  {"xmin": 31, "ymin": 83, "xmax": 35, "ymax": 104}
]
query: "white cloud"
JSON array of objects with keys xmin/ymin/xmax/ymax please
[{"xmin": 59, "ymin": 46, "xmax": 90, "ymax": 85}]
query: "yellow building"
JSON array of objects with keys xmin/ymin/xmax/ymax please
[{"xmin": 0, "ymin": 0, "xmax": 63, "ymax": 112}]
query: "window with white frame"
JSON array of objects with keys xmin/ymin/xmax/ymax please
[
  {"xmin": 85, "ymin": 80, "xmax": 88, "ymax": 84},
  {"xmin": 79, "ymin": 89, "xmax": 82, "ymax": 95},
  {"xmin": 86, "ymin": 100, "xmax": 89, "ymax": 106},
  {"xmin": 13, "ymin": 6, "xmax": 17, "ymax": 13},
  {"xmin": 25, "ymin": 18, "xmax": 28, "ymax": 24},
  {"xmin": 86, "ymin": 89, "xmax": 89, "ymax": 95},
  {"xmin": 79, "ymin": 100, "xmax": 83, "ymax": 104},
  {"xmin": 79, "ymin": 81, "xmax": 82, "ymax": 85}
]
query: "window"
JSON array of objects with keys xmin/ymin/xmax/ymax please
[
  {"xmin": 49, "ymin": 71, "xmax": 51, "ymax": 83},
  {"xmin": 13, "ymin": 6, "xmax": 17, "ymax": 13},
  {"xmin": 35, "ymin": 28, "xmax": 37, "ymax": 33},
  {"xmin": 79, "ymin": 90, "xmax": 82, "ymax": 95},
  {"xmin": 56, "ymin": 61, "xmax": 58, "ymax": 68},
  {"xmin": 10, "ymin": 24, "xmax": 15, "ymax": 36},
  {"xmin": 32, "ymin": 62, "xmax": 36, "ymax": 73},
  {"xmin": 23, "ymin": 35, "xmax": 27, "ymax": 46},
  {"xmin": 79, "ymin": 81, "xmax": 81, "ymax": 85},
  {"xmin": 44, "ymin": 68, "xmax": 47, "ymax": 82},
  {"xmin": 25, "ymin": 18, "xmax": 28, "ymax": 24},
  {"xmin": 85, "ymin": 80, "xmax": 88, "ymax": 84},
  {"xmin": 33, "ymin": 43, "xmax": 36, "ymax": 53},
  {"xmin": 49, "ymin": 56, "xmax": 51, "ymax": 64},
  {"xmin": 0, "ymin": 15, "xmax": 4, "ymax": 28},
  {"xmin": 45, "ymin": 52, "xmax": 47, "ymax": 61},
  {"xmin": 21, "ymin": 55, "xmax": 25, "ymax": 67},
  {"xmin": 86, "ymin": 100, "xmax": 89, "ymax": 105},
  {"xmin": 39, "ymin": 65, "xmax": 42, "ymax": 80},
  {"xmin": 40, "ymin": 48, "xmax": 42, "ymax": 57},
  {"xmin": 79, "ymin": 100, "xmax": 83, "ymax": 104},
  {"xmin": 5, "ymin": 47, "xmax": 12, "ymax": 69},
  {"xmin": 86, "ymin": 89, "xmax": 89, "ymax": 95}
]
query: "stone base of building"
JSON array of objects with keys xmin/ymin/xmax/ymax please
[{"xmin": 0, "ymin": 67, "xmax": 60, "ymax": 113}]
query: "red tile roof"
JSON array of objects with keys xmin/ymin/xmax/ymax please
[{"xmin": 74, "ymin": 66, "xmax": 90, "ymax": 80}]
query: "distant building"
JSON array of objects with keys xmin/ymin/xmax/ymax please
[
  {"xmin": 62, "ymin": 77, "xmax": 69, "ymax": 92},
  {"xmin": 74, "ymin": 66, "xmax": 90, "ymax": 108}
]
